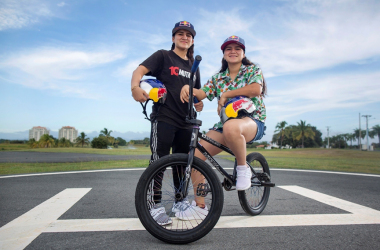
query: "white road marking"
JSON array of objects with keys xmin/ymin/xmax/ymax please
[
  {"xmin": 1, "ymin": 185, "xmax": 380, "ymax": 249},
  {"xmin": 0, "ymin": 188, "xmax": 91, "ymax": 250},
  {"xmin": 1, "ymin": 168, "xmax": 379, "ymax": 179}
]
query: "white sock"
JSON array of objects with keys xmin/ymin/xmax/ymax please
[{"xmin": 237, "ymin": 165, "xmax": 248, "ymax": 171}]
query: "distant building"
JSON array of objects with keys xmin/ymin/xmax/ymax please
[
  {"xmin": 59, "ymin": 126, "xmax": 78, "ymax": 143},
  {"xmin": 29, "ymin": 126, "xmax": 50, "ymax": 141}
]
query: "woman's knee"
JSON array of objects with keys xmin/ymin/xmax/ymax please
[{"xmin": 222, "ymin": 121, "xmax": 241, "ymax": 139}]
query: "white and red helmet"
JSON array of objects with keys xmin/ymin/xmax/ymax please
[
  {"xmin": 219, "ymin": 96, "xmax": 256, "ymax": 124},
  {"xmin": 140, "ymin": 79, "xmax": 167, "ymax": 104}
]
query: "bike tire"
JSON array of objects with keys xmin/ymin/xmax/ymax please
[
  {"xmin": 135, "ymin": 153, "xmax": 224, "ymax": 244},
  {"xmin": 238, "ymin": 152, "xmax": 271, "ymax": 216}
]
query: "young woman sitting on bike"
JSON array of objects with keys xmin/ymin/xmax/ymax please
[{"xmin": 180, "ymin": 35, "xmax": 267, "ymax": 193}]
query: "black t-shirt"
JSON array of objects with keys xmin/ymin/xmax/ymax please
[{"xmin": 141, "ymin": 50, "xmax": 201, "ymax": 128}]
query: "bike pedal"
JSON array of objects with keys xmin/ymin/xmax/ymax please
[{"xmin": 261, "ymin": 182, "xmax": 275, "ymax": 187}]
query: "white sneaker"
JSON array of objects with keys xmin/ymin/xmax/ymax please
[
  {"xmin": 150, "ymin": 204, "xmax": 172, "ymax": 226},
  {"xmin": 172, "ymin": 198, "xmax": 191, "ymax": 213},
  {"xmin": 175, "ymin": 201, "xmax": 208, "ymax": 221},
  {"xmin": 236, "ymin": 166, "xmax": 252, "ymax": 190}
]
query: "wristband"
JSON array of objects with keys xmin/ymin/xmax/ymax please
[{"xmin": 131, "ymin": 86, "xmax": 139, "ymax": 91}]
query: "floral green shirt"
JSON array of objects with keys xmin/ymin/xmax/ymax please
[{"xmin": 201, "ymin": 64, "xmax": 266, "ymax": 130}]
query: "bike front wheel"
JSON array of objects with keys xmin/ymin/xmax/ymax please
[
  {"xmin": 238, "ymin": 152, "xmax": 271, "ymax": 216},
  {"xmin": 135, "ymin": 153, "xmax": 224, "ymax": 244}
]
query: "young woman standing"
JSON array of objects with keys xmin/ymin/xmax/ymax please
[{"xmin": 131, "ymin": 21, "xmax": 203, "ymax": 225}]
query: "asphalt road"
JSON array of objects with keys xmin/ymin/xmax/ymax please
[
  {"xmin": 0, "ymin": 151, "xmax": 150, "ymax": 163},
  {"xmin": 1, "ymin": 152, "xmax": 380, "ymax": 249}
]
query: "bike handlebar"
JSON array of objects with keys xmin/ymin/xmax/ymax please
[{"xmin": 191, "ymin": 55, "xmax": 202, "ymax": 73}]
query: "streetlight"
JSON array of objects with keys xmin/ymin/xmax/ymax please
[
  {"xmin": 362, "ymin": 115, "xmax": 372, "ymax": 151},
  {"xmin": 326, "ymin": 126, "xmax": 330, "ymax": 149}
]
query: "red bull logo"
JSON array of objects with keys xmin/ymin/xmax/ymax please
[
  {"xmin": 232, "ymin": 99, "xmax": 244, "ymax": 112},
  {"xmin": 229, "ymin": 35, "xmax": 239, "ymax": 41},
  {"xmin": 225, "ymin": 98, "xmax": 255, "ymax": 118},
  {"xmin": 180, "ymin": 21, "xmax": 191, "ymax": 27},
  {"xmin": 157, "ymin": 88, "xmax": 167, "ymax": 99}
]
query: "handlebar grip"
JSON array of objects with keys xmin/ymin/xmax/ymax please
[
  {"xmin": 194, "ymin": 97, "xmax": 199, "ymax": 104},
  {"xmin": 191, "ymin": 55, "xmax": 202, "ymax": 73}
]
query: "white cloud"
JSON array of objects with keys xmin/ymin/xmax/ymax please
[
  {"xmin": 194, "ymin": 1, "xmax": 380, "ymax": 77},
  {"xmin": 57, "ymin": 2, "xmax": 65, "ymax": 7},
  {"xmin": 267, "ymin": 71, "xmax": 380, "ymax": 122},
  {"xmin": 0, "ymin": 0, "xmax": 54, "ymax": 30},
  {"xmin": 1, "ymin": 46, "xmax": 125, "ymax": 98}
]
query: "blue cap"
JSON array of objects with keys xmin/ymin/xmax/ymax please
[
  {"xmin": 172, "ymin": 21, "xmax": 196, "ymax": 37},
  {"xmin": 221, "ymin": 36, "xmax": 245, "ymax": 51}
]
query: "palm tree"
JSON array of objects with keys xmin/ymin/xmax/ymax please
[
  {"xmin": 39, "ymin": 134, "xmax": 55, "ymax": 148},
  {"xmin": 342, "ymin": 133, "xmax": 351, "ymax": 149},
  {"xmin": 100, "ymin": 128, "xmax": 113, "ymax": 145},
  {"xmin": 75, "ymin": 132, "xmax": 90, "ymax": 148},
  {"xmin": 348, "ymin": 133, "xmax": 356, "ymax": 148},
  {"xmin": 353, "ymin": 128, "xmax": 366, "ymax": 147},
  {"xmin": 292, "ymin": 120, "xmax": 315, "ymax": 148},
  {"xmin": 58, "ymin": 138, "xmax": 72, "ymax": 147},
  {"xmin": 274, "ymin": 121, "xmax": 288, "ymax": 149},
  {"xmin": 28, "ymin": 138, "xmax": 39, "ymax": 148},
  {"xmin": 371, "ymin": 125, "xmax": 380, "ymax": 145}
]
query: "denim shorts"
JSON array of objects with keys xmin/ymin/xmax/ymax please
[{"xmin": 211, "ymin": 117, "xmax": 266, "ymax": 144}]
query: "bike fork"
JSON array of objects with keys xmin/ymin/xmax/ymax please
[{"xmin": 179, "ymin": 126, "xmax": 199, "ymax": 201}]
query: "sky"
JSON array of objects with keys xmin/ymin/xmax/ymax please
[{"xmin": 1, "ymin": 0, "xmax": 380, "ymax": 144}]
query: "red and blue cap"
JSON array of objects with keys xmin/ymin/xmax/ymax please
[
  {"xmin": 172, "ymin": 21, "xmax": 196, "ymax": 37},
  {"xmin": 221, "ymin": 35, "xmax": 245, "ymax": 52}
]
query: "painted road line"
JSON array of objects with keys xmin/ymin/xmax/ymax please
[
  {"xmin": 0, "ymin": 188, "xmax": 91, "ymax": 250},
  {"xmin": 45, "ymin": 218, "xmax": 145, "ymax": 232},
  {"xmin": 278, "ymin": 185, "xmax": 380, "ymax": 215},
  {"xmin": 1, "ymin": 168, "xmax": 379, "ymax": 179},
  {"xmin": 2, "ymin": 185, "xmax": 380, "ymax": 250},
  {"xmin": 43, "ymin": 185, "xmax": 380, "ymax": 233}
]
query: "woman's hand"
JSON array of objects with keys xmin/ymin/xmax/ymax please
[
  {"xmin": 132, "ymin": 87, "xmax": 149, "ymax": 103},
  {"xmin": 194, "ymin": 100, "xmax": 203, "ymax": 112},
  {"xmin": 180, "ymin": 85, "xmax": 191, "ymax": 103},
  {"xmin": 217, "ymin": 94, "xmax": 228, "ymax": 115}
]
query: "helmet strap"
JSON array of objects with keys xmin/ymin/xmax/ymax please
[{"xmin": 140, "ymin": 100, "xmax": 162, "ymax": 122}]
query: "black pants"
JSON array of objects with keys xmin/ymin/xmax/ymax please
[{"xmin": 149, "ymin": 120, "xmax": 192, "ymax": 207}]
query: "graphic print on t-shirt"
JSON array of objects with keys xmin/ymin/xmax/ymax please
[{"xmin": 169, "ymin": 66, "xmax": 196, "ymax": 81}]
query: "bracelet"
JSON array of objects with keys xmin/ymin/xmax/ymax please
[{"xmin": 131, "ymin": 86, "xmax": 139, "ymax": 91}]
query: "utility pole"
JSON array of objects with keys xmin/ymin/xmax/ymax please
[
  {"xmin": 362, "ymin": 115, "xmax": 372, "ymax": 151},
  {"xmin": 359, "ymin": 113, "xmax": 361, "ymax": 150},
  {"xmin": 326, "ymin": 126, "xmax": 330, "ymax": 149}
]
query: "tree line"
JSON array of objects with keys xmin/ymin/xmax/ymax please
[
  {"xmin": 272, "ymin": 121, "xmax": 380, "ymax": 149},
  {"xmin": 272, "ymin": 120, "xmax": 321, "ymax": 148},
  {"xmin": 24, "ymin": 128, "xmax": 127, "ymax": 149},
  {"xmin": 324, "ymin": 125, "xmax": 380, "ymax": 149}
]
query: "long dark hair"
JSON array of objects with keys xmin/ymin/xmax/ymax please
[
  {"xmin": 171, "ymin": 43, "xmax": 194, "ymax": 63},
  {"xmin": 219, "ymin": 57, "xmax": 267, "ymax": 97}
]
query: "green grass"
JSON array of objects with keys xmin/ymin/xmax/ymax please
[
  {"xmin": 223, "ymin": 148, "xmax": 380, "ymax": 175},
  {"xmin": 1, "ymin": 144, "xmax": 379, "ymax": 175}
]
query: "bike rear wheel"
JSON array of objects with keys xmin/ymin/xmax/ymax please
[
  {"xmin": 135, "ymin": 153, "xmax": 224, "ymax": 244},
  {"xmin": 238, "ymin": 152, "xmax": 271, "ymax": 216}
]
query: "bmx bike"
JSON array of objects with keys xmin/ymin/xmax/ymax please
[{"xmin": 135, "ymin": 55, "xmax": 275, "ymax": 244}]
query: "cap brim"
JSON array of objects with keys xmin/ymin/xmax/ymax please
[
  {"xmin": 172, "ymin": 27, "xmax": 196, "ymax": 37},
  {"xmin": 221, "ymin": 41, "xmax": 245, "ymax": 51}
]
